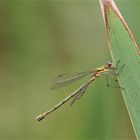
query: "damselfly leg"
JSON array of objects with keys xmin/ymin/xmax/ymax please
[{"xmin": 105, "ymin": 60, "xmax": 125, "ymax": 88}]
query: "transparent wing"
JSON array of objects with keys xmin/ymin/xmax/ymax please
[
  {"xmin": 50, "ymin": 71, "xmax": 92, "ymax": 90},
  {"xmin": 70, "ymin": 78, "xmax": 94, "ymax": 105},
  {"xmin": 70, "ymin": 83, "xmax": 87, "ymax": 105}
]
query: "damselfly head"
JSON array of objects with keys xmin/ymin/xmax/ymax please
[{"xmin": 105, "ymin": 61, "xmax": 113, "ymax": 68}]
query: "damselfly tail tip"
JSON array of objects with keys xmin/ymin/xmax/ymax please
[{"xmin": 36, "ymin": 114, "xmax": 46, "ymax": 121}]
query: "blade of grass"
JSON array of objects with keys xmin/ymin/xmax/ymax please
[{"xmin": 100, "ymin": 0, "xmax": 140, "ymax": 139}]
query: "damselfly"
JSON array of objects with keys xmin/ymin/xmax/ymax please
[{"xmin": 36, "ymin": 61, "xmax": 120, "ymax": 121}]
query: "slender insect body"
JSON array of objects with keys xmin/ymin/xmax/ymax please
[{"xmin": 36, "ymin": 61, "xmax": 119, "ymax": 121}]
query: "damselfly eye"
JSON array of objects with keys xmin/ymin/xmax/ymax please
[{"xmin": 106, "ymin": 61, "xmax": 112, "ymax": 67}]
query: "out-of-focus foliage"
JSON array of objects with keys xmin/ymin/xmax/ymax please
[{"xmin": 0, "ymin": 1, "xmax": 139, "ymax": 139}]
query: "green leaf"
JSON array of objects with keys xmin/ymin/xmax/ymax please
[{"xmin": 100, "ymin": 0, "xmax": 140, "ymax": 139}]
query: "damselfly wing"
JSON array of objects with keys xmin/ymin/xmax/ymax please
[{"xmin": 50, "ymin": 71, "xmax": 92, "ymax": 90}]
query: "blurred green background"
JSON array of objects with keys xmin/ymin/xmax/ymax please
[{"xmin": 0, "ymin": 0, "xmax": 139, "ymax": 139}]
